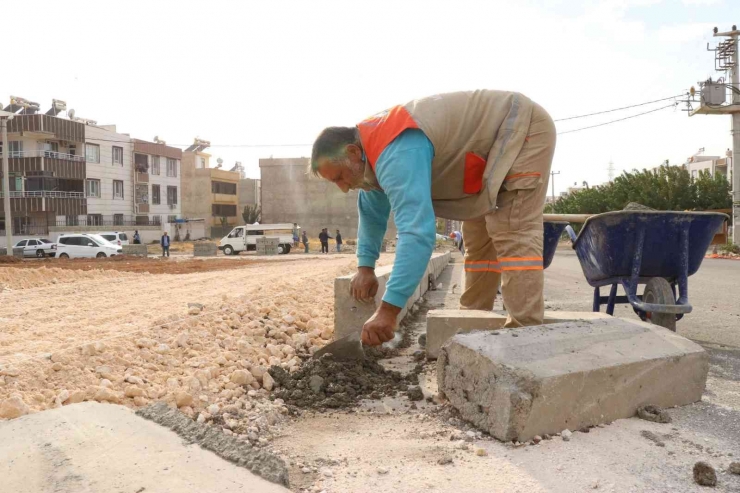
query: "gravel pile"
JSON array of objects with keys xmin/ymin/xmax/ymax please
[{"xmin": 269, "ymin": 353, "xmax": 420, "ymax": 410}]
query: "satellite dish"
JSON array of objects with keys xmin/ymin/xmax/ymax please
[
  {"xmin": 217, "ymin": 158, "xmax": 223, "ymax": 165},
  {"xmin": 67, "ymin": 108, "xmax": 75, "ymax": 119}
]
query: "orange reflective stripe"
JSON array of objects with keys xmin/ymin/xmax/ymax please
[
  {"xmin": 464, "ymin": 259, "xmax": 501, "ymax": 273},
  {"xmin": 501, "ymin": 265, "xmax": 543, "ymax": 271},
  {"xmin": 465, "ymin": 267, "xmax": 502, "ymax": 273},
  {"xmin": 498, "ymin": 256, "xmax": 543, "ymax": 262},
  {"xmin": 504, "ymin": 172, "xmax": 541, "ymax": 181}
]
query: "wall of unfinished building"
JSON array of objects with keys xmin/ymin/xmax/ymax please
[{"xmin": 259, "ymin": 157, "xmax": 396, "ymax": 240}]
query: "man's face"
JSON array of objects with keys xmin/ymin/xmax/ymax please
[{"xmin": 316, "ymin": 145, "xmax": 367, "ymax": 193}]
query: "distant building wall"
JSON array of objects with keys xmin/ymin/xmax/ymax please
[
  {"xmin": 259, "ymin": 157, "xmax": 396, "ymax": 240},
  {"xmin": 239, "ymin": 178, "xmax": 261, "ymax": 209}
]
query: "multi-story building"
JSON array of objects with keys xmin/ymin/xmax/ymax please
[
  {"xmin": 132, "ymin": 138, "xmax": 182, "ymax": 227},
  {"xmin": 181, "ymin": 140, "xmax": 240, "ymax": 238},
  {"xmin": 685, "ymin": 149, "xmax": 733, "ymax": 182},
  {"xmin": 84, "ymin": 124, "xmax": 134, "ymax": 226},
  {"xmin": 238, "ymin": 177, "xmax": 261, "ymax": 211},
  {"xmin": 1, "ymin": 98, "xmax": 86, "ymax": 238}
]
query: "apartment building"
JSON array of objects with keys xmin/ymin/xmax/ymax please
[
  {"xmin": 84, "ymin": 124, "xmax": 134, "ymax": 226},
  {"xmin": 181, "ymin": 140, "xmax": 240, "ymax": 238},
  {"xmin": 685, "ymin": 149, "xmax": 733, "ymax": 182},
  {"xmin": 133, "ymin": 139, "xmax": 182, "ymax": 226},
  {"xmin": 0, "ymin": 99, "xmax": 86, "ymax": 237},
  {"xmin": 238, "ymin": 177, "xmax": 261, "ymax": 210}
]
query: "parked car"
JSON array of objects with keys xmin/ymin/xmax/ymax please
[
  {"xmin": 97, "ymin": 231, "xmax": 130, "ymax": 247},
  {"xmin": 13, "ymin": 238, "xmax": 57, "ymax": 258},
  {"xmin": 56, "ymin": 234, "xmax": 123, "ymax": 259}
]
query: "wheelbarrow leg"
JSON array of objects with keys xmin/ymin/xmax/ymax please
[
  {"xmin": 592, "ymin": 287, "xmax": 601, "ymax": 312},
  {"xmin": 606, "ymin": 283, "xmax": 618, "ymax": 316}
]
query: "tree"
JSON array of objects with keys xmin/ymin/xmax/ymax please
[
  {"xmin": 242, "ymin": 204, "xmax": 261, "ymax": 224},
  {"xmin": 551, "ymin": 165, "xmax": 731, "ymax": 215}
]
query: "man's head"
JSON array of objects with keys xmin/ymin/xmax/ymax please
[
  {"xmin": 336, "ymin": 230, "xmax": 340, "ymax": 234},
  {"xmin": 309, "ymin": 126, "xmax": 368, "ymax": 193}
]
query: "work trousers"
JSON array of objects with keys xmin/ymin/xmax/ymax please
[
  {"xmin": 321, "ymin": 242, "xmax": 329, "ymax": 254},
  {"xmin": 303, "ymin": 242, "xmax": 309, "ymax": 253},
  {"xmin": 460, "ymin": 103, "xmax": 556, "ymax": 327},
  {"xmin": 162, "ymin": 246, "xmax": 170, "ymax": 257}
]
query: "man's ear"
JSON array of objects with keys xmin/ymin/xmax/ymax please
[{"xmin": 346, "ymin": 144, "xmax": 363, "ymax": 160}]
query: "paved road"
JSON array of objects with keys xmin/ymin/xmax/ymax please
[{"xmin": 545, "ymin": 249, "xmax": 740, "ymax": 348}]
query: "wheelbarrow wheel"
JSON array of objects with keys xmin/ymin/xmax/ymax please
[{"xmin": 643, "ymin": 277, "xmax": 677, "ymax": 332}]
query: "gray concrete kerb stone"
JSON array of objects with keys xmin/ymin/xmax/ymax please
[
  {"xmin": 437, "ymin": 317, "xmax": 708, "ymax": 442},
  {"xmin": 426, "ymin": 310, "xmax": 612, "ymax": 359}
]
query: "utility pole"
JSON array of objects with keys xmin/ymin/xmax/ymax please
[
  {"xmin": 692, "ymin": 25, "xmax": 740, "ymax": 245},
  {"xmin": 0, "ymin": 111, "xmax": 13, "ymax": 255},
  {"xmin": 550, "ymin": 170, "xmax": 560, "ymax": 203}
]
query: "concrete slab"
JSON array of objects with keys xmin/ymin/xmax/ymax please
[
  {"xmin": 0, "ymin": 402, "xmax": 290, "ymax": 493},
  {"xmin": 334, "ymin": 251, "xmax": 450, "ymax": 339},
  {"xmin": 426, "ymin": 309, "xmax": 612, "ymax": 359},
  {"xmin": 437, "ymin": 318, "xmax": 708, "ymax": 442}
]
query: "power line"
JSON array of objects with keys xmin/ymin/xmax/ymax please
[
  {"xmin": 553, "ymin": 94, "xmax": 685, "ymax": 122},
  {"xmin": 557, "ymin": 103, "xmax": 677, "ymax": 135}
]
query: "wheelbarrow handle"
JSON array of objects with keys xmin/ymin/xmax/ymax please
[{"xmin": 565, "ymin": 225, "xmax": 578, "ymax": 245}]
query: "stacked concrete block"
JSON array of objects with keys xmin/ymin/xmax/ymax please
[
  {"xmin": 121, "ymin": 245, "xmax": 149, "ymax": 257},
  {"xmin": 193, "ymin": 242, "xmax": 218, "ymax": 257},
  {"xmin": 256, "ymin": 237, "xmax": 280, "ymax": 256},
  {"xmin": 0, "ymin": 248, "xmax": 24, "ymax": 258},
  {"xmin": 426, "ymin": 310, "xmax": 612, "ymax": 359},
  {"xmin": 334, "ymin": 251, "xmax": 450, "ymax": 339},
  {"xmin": 437, "ymin": 318, "xmax": 708, "ymax": 442}
]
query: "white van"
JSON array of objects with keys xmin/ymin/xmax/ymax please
[
  {"xmin": 219, "ymin": 223, "xmax": 294, "ymax": 255},
  {"xmin": 97, "ymin": 231, "xmax": 129, "ymax": 246},
  {"xmin": 56, "ymin": 234, "xmax": 123, "ymax": 259}
]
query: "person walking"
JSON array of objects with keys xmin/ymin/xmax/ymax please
[
  {"xmin": 161, "ymin": 231, "xmax": 170, "ymax": 257},
  {"xmin": 309, "ymin": 89, "xmax": 555, "ymax": 345},
  {"xmin": 301, "ymin": 230, "xmax": 309, "ymax": 253},
  {"xmin": 335, "ymin": 229, "xmax": 343, "ymax": 252},
  {"xmin": 133, "ymin": 230, "xmax": 141, "ymax": 244},
  {"xmin": 292, "ymin": 223, "xmax": 300, "ymax": 248}
]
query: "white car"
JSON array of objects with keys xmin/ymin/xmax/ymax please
[
  {"xmin": 13, "ymin": 238, "xmax": 57, "ymax": 258},
  {"xmin": 97, "ymin": 231, "xmax": 129, "ymax": 246},
  {"xmin": 56, "ymin": 234, "xmax": 123, "ymax": 259}
]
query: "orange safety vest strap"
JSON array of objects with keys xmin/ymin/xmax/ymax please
[
  {"xmin": 357, "ymin": 106, "xmax": 420, "ymax": 169},
  {"xmin": 498, "ymin": 256, "xmax": 543, "ymax": 271},
  {"xmin": 464, "ymin": 260, "xmax": 501, "ymax": 273}
]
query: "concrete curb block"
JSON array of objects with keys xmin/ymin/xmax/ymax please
[
  {"xmin": 437, "ymin": 318, "xmax": 708, "ymax": 442},
  {"xmin": 0, "ymin": 247, "xmax": 24, "ymax": 258},
  {"xmin": 122, "ymin": 244, "xmax": 149, "ymax": 256},
  {"xmin": 193, "ymin": 242, "xmax": 218, "ymax": 257},
  {"xmin": 426, "ymin": 310, "xmax": 612, "ymax": 359},
  {"xmin": 333, "ymin": 251, "xmax": 451, "ymax": 340}
]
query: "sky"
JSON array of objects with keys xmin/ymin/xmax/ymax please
[{"xmin": 4, "ymin": 0, "xmax": 739, "ymax": 193}]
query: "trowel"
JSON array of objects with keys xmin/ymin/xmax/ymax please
[{"xmin": 312, "ymin": 330, "xmax": 365, "ymax": 362}]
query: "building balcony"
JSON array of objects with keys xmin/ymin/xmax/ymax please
[
  {"xmin": 136, "ymin": 172, "xmax": 149, "ymax": 183},
  {"xmin": 136, "ymin": 203, "xmax": 150, "ymax": 213},
  {"xmin": 0, "ymin": 149, "xmax": 85, "ymax": 162},
  {"xmin": 213, "ymin": 193, "xmax": 238, "ymax": 203},
  {"xmin": 0, "ymin": 190, "xmax": 85, "ymax": 199}
]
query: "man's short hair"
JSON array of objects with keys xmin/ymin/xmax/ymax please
[{"xmin": 309, "ymin": 126, "xmax": 359, "ymax": 176}]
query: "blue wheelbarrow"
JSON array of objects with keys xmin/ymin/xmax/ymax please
[
  {"xmin": 543, "ymin": 221, "xmax": 569, "ymax": 269},
  {"xmin": 565, "ymin": 210, "xmax": 729, "ymax": 331}
]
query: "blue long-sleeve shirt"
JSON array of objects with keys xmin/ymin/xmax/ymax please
[{"xmin": 357, "ymin": 129, "xmax": 436, "ymax": 308}]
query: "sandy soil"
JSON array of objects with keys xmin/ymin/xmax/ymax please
[{"xmin": 0, "ymin": 254, "xmax": 394, "ymax": 416}]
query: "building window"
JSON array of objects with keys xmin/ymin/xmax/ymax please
[
  {"xmin": 152, "ymin": 215, "xmax": 162, "ymax": 225},
  {"xmin": 86, "ymin": 179, "xmax": 101, "ymax": 198},
  {"xmin": 87, "ymin": 214, "xmax": 103, "ymax": 226},
  {"xmin": 211, "ymin": 181, "xmax": 237, "ymax": 194},
  {"xmin": 152, "ymin": 184, "xmax": 161, "ymax": 205},
  {"xmin": 212, "ymin": 204, "xmax": 237, "ymax": 217},
  {"xmin": 113, "ymin": 214, "xmax": 124, "ymax": 226},
  {"xmin": 167, "ymin": 215, "xmax": 177, "ymax": 223},
  {"xmin": 5, "ymin": 141, "xmax": 23, "ymax": 157},
  {"xmin": 151, "ymin": 156, "xmax": 160, "ymax": 175},
  {"xmin": 167, "ymin": 186, "xmax": 178, "ymax": 205},
  {"xmin": 167, "ymin": 158, "xmax": 177, "ymax": 177},
  {"xmin": 691, "ymin": 170, "xmax": 698, "ymax": 178},
  {"xmin": 113, "ymin": 146, "xmax": 124, "ymax": 165},
  {"xmin": 199, "ymin": 157, "xmax": 206, "ymax": 168},
  {"xmin": 66, "ymin": 215, "xmax": 79, "ymax": 227},
  {"xmin": 85, "ymin": 143, "xmax": 100, "ymax": 163},
  {"xmin": 134, "ymin": 153, "xmax": 148, "ymax": 173},
  {"xmin": 113, "ymin": 180, "xmax": 124, "ymax": 199}
]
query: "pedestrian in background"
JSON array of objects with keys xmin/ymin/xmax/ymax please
[
  {"xmin": 319, "ymin": 228, "xmax": 332, "ymax": 254},
  {"xmin": 292, "ymin": 223, "xmax": 300, "ymax": 248},
  {"xmin": 302, "ymin": 230, "xmax": 309, "ymax": 253},
  {"xmin": 161, "ymin": 231, "xmax": 170, "ymax": 257},
  {"xmin": 335, "ymin": 229, "xmax": 343, "ymax": 252},
  {"xmin": 133, "ymin": 230, "xmax": 141, "ymax": 244}
]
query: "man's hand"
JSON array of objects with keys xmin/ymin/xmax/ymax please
[
  {"xmin": 362, "ymin": 302, "xmax": 401, "ymax": 346},
  {"xmin": 350, "ymin": 267, "xmax": 379, "ymax": 302}
]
